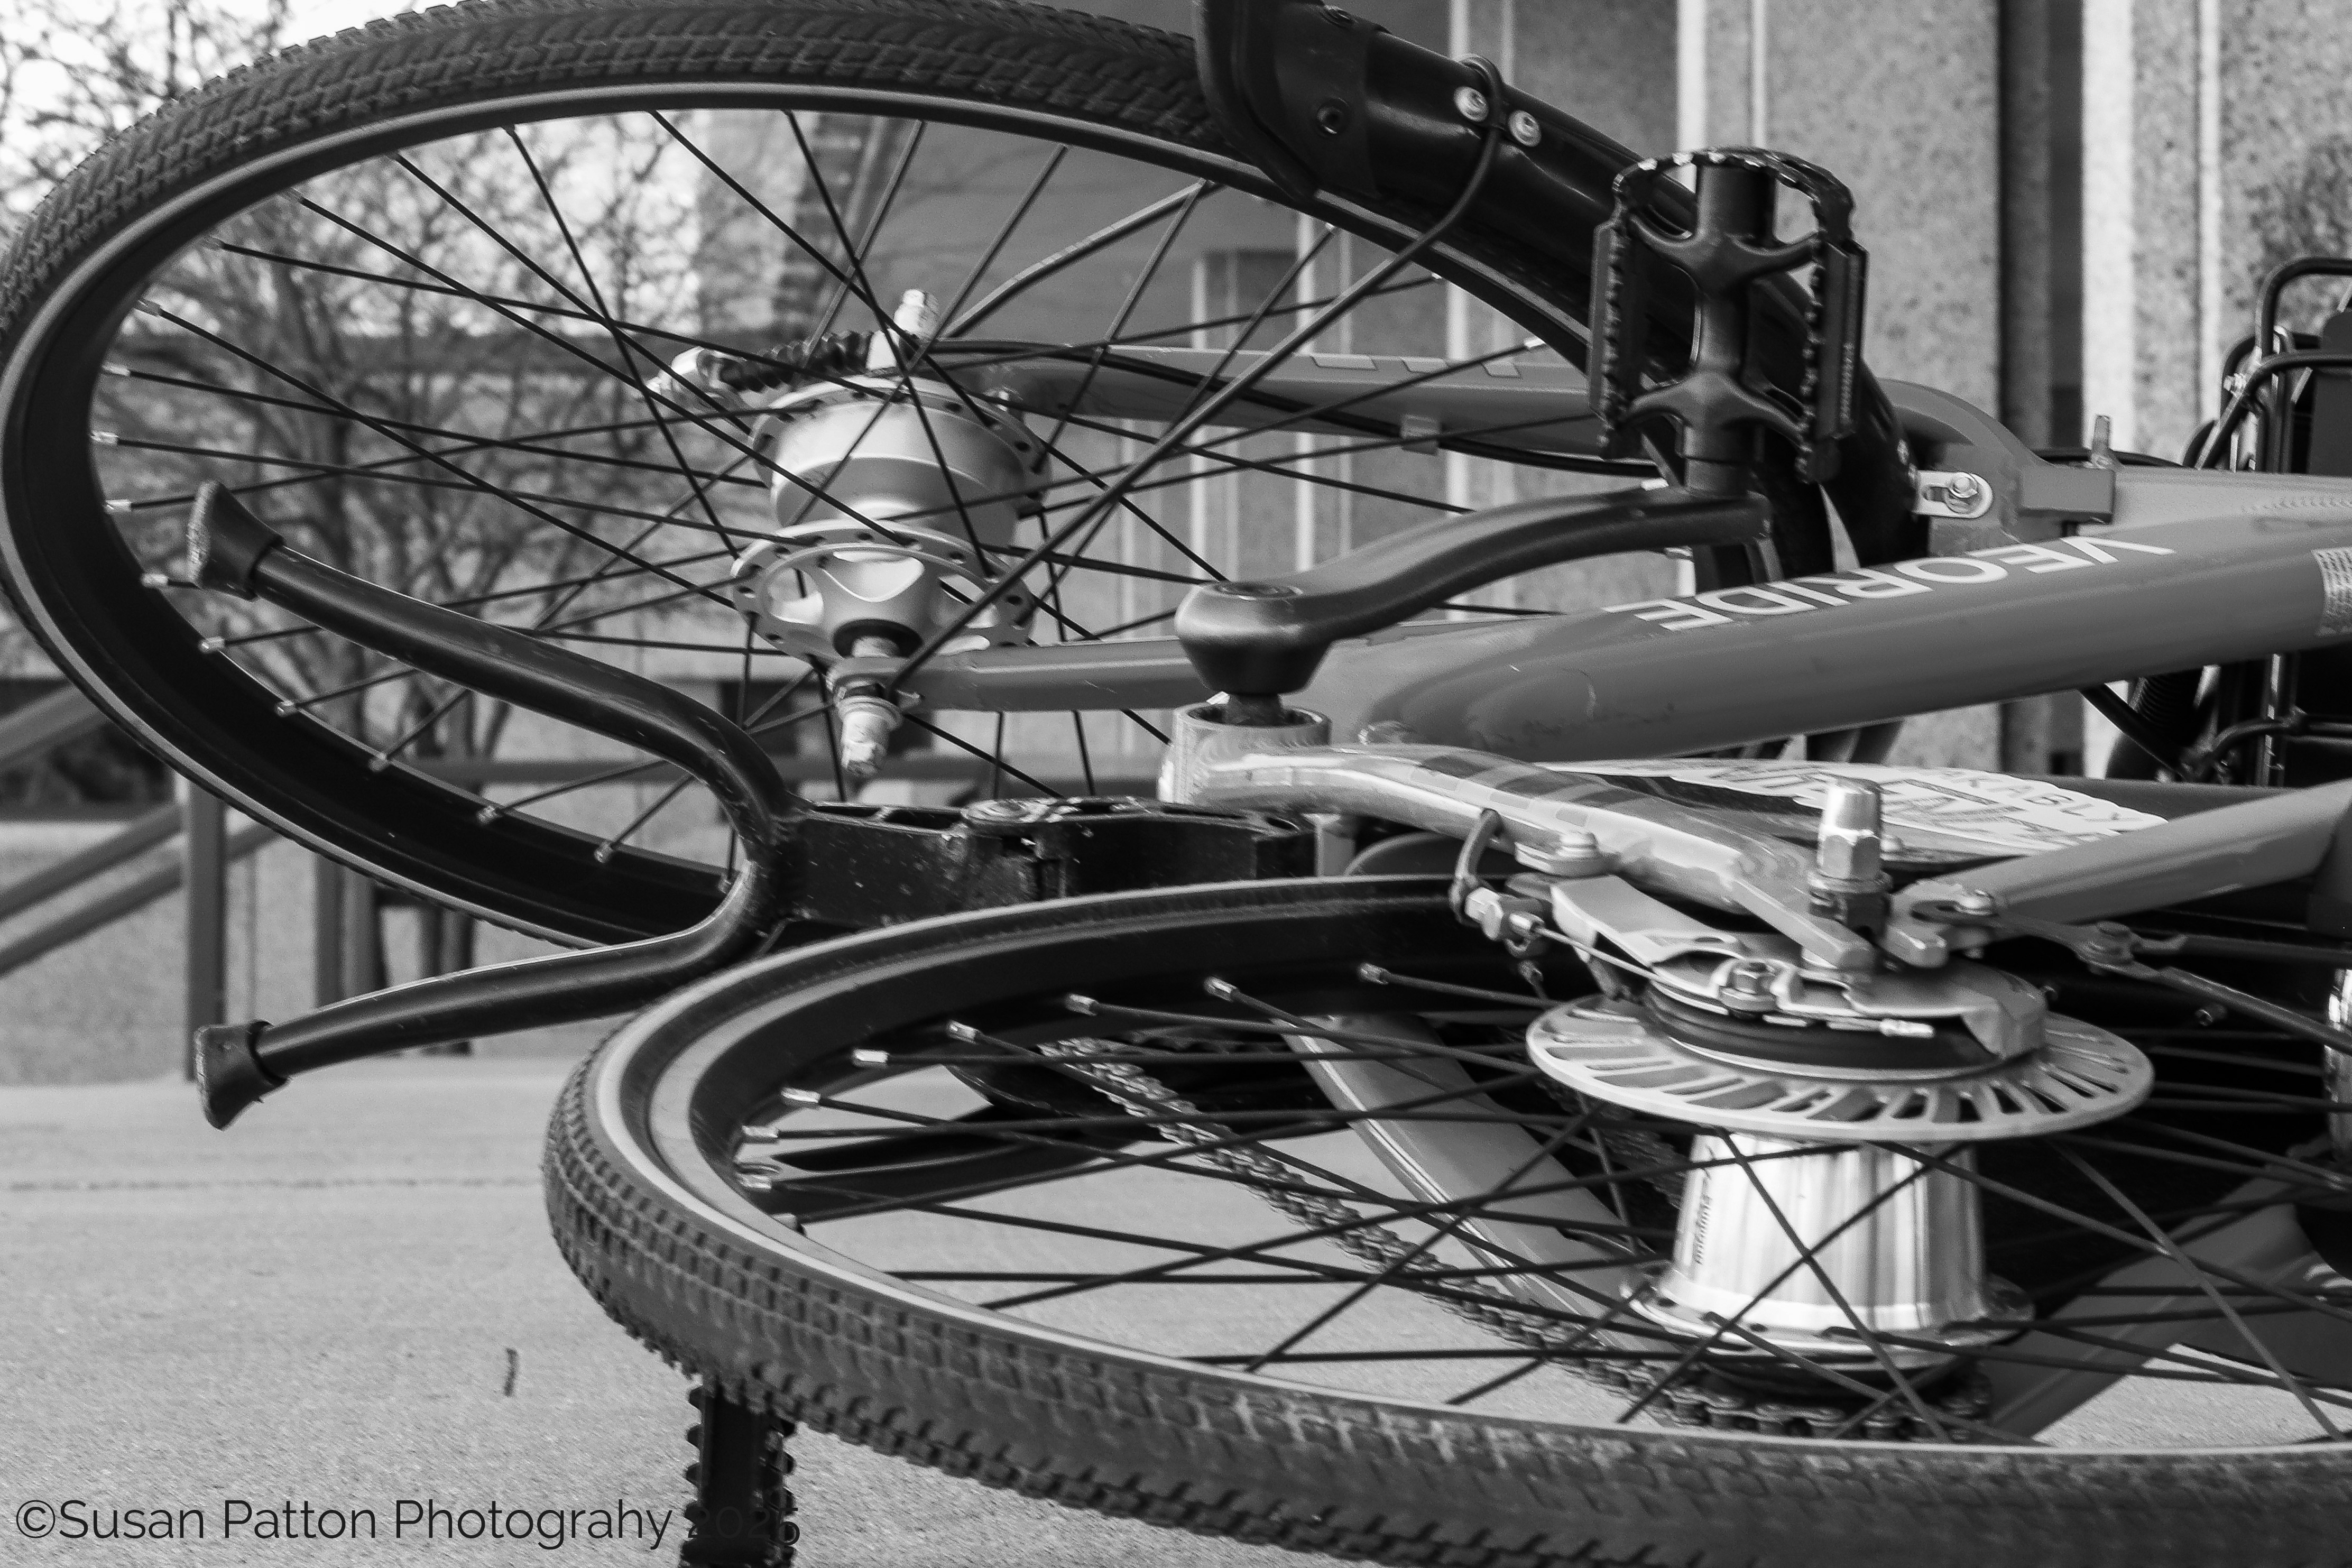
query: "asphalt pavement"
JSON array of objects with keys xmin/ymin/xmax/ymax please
[
  {"xmin": 1, "ymin": 1052, "xmax": 2305, "ymax": 1568},
  {"xmin": 0, "ymin": 1057, "xmax": 1311, "ymax": 1567}
]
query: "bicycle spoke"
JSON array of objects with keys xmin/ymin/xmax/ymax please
[
  {"xmin": 810, "ymin": 119, "xmax": 927, "ymax": 340},
  {"xmin": 505, "ymin": 128, "xmax": 744, "ymax": 554},
  {"xmin": 948, "ymin": 181, "xmax": 1206, "ymax": 336},
  {"xmin": 2054, "ymin": 1145, "xmax": 2342, "ymax": 1439}
]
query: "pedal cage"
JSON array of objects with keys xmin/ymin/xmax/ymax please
[
  {"xmin": 1588, "ymin": 147, "xmax": 1867, "ymax": 484},
  {"xmin": 680, "ymin": 1379, "xmax": 798, "ymax": 1567}
]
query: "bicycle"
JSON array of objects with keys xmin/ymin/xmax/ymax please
[{"xmin": 5, "ymin": 1, "xmax": 2352, "ymax": 1563}]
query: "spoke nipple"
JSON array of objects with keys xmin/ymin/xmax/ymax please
[
  {"xmin": 1203, "ymin": 977, "xmax": 1240, "ymax": 1001},
  {"xmin": 592, "ymin": 842, "xmax": 617, "ymax": 864},
  {"xmin": 274, "ymin": 700, "xmax": 298, "ymax": 717},
  {"xmin": 200, "ymin": 637, "xmax": 226, "ymax": 653},
  {"xmin": 945, "ymin": 1021, "xmax": 981, "ymax": 1042},
  {"xmin": 1063, "ymin": 994, "xmax": 1099, "ymax": 1016},
  {"xmin": 102, "ymin": 362, "xmax": 127, "ymax": 377},
  {"xmin": 475, "ymin": 805, "xmax": 504, "ymax": 825},
  {"xmin": 779, "ymin": 1087, "xmax": 823, "ymax": 1106},
  {"xmin": 105, "ymin": 499, "xmax": 132, "ymax": 515},
  {"xmin": 91, "ymin": 430, "xmax": 118, "ymax": 446},
  {"xmin": 140, "ymin": 571, "xmax": 170, "ymax": 588},
  {"xmin": 852, "ymin": 1048, "xmax": 889, "ymax": 1067},
  {"xmin": 365, "ymin": 754, "xmax": 393, "ymax": 774},
  {"xmin": 1357, "ymin": 963, "xmax": 1390, "ymax": 984}
]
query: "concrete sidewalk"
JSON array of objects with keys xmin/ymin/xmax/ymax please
[{"xmin": 0, "ymin": 1058, "xmax": 1305, "ymax": 1566}]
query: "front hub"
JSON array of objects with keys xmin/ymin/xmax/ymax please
[{"xmin": 726, "ymin": 290, "xmax": 1047, "ymax": 773}]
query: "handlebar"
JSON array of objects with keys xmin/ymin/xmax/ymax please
[{"xmin": 183, "ymin": 483, "xmax": 803, "ymax": 1127}]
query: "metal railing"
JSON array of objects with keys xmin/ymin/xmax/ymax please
[{"xmin": 0, "ymin": 696, "xmax": 1151, "ymax": 1076}]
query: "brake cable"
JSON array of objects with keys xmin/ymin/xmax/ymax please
[{"xmin": 1941, "ymin": 906, "xmax": 2352, "ymax": 1057}]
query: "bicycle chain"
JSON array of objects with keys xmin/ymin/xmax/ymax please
[{"xmin": 1051, "ymin": 1041, "xmax": 1991, "ymax": 1442}]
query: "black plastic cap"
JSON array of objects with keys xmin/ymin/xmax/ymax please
[
  {"xmin": 193, "ymin": 1020, "xmax": 283, "ymax": 1129},
  {"xmin": 1174, "ymin": 581, "xmax": 1327, "ymax": 696},
  {"xmin": 187, "ymin": 483, "xmax": 283, "ymax": 600}
]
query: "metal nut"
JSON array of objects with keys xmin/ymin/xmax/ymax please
[
  {"xmin": 1515, "ymin": 826, "xmax": 1606, "ymax": 878},
  {"xmin": 1943, "ymin": 472, "xmax": 1982, "ymax": 501},
  {"xmin": 1507, "ymin": 109, "xmax": 1541, "ymax": 147},
  {"xmin": 1952, "ymin": 890, "xmax": 1997, "ymax": 918},
  {"xmin": 1453, "ymin": 86, "xmax": 1490, "ymax": 124}
]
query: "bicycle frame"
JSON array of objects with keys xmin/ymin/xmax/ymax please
[{"xmin": 892, "ymin": 406, "xmax": 2352, "ymax": 762}]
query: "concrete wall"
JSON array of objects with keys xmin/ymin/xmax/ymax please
[{"xmin": 2082, "ymin": 0, "xmax": 2352, "ymax": 461}]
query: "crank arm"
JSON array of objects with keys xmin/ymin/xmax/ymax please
[
  {"xmin": 964, "ymin": 342, "xmax": 1606, "ymax": 462},
  {"xmin": 1176, "ymin": 486, "xmax": 1767, "ymax": 694}
]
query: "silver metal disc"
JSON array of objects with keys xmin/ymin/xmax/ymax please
[{"xmin": 1527, "ymin": 998, "xmax": 2152, "ymax": 1143}]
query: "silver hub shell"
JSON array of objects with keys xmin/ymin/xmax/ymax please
[
  {"xmin": 1629, "ymin": 1132, "xmax": 2030, "ymax": 1366},
  {"xmin": 735, "ymin": 379, "xmax": 1043, "ymax": 660},
  {"xmin": 1529, "ymin": 989, "xmax": 2148, "ymax": 1368}
]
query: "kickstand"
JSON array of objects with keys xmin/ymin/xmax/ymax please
[{"xmin": 679, "ymin": 1379, "xmax": 797, "ymax": 1566}]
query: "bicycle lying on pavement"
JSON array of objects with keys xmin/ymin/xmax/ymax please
[{"xmin": 5, "ymin": 1, "xmax": 2352, "ymax": 1563}]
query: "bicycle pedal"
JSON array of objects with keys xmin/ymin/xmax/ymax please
[{"xmin": 1588, "ymin": 147, "xmax": 1868, "ymax": 488}]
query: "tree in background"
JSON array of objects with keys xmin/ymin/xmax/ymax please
[
  {"xmin": 1, "ymin": 0, "xmax": 794, "ymax": 772},
  {"xmin": 0, "ymin": 0, "xmax": 294, "ymax": 243}
]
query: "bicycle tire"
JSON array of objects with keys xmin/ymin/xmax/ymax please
[{"xmin": 546, "ymin": 878, "xmax": 2349, "ymax": 1568}]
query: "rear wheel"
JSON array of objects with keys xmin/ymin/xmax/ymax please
[{"xmin": 548, "ymin": 878, "xmax": 2352, "ymax": 1568}]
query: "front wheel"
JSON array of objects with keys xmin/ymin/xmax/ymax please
[{"xmin": 546, "ymin": 878, "xmax": 2352, "ymax": 1568}]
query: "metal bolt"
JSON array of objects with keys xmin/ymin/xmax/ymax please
[
  {"xmin": 1719, "ymin": 961, "xmax": 1780, "ymax": 1013},
  {"xmin": 1316, "ymin": 99, "xmax": 1351, "ymax": 135},
  {"xmin": 1943, "ymin": 471, "xmax": 1982, "ymax": 501},
  {"xmin": 1453, "ymin": 85, "xmax": 1491, "ymax": 124},
  {"xmin": 1508, "ymin": 109, "xmax": 1541, "ymax": 147},
  {"xmin": 1952, "ymin": 890, "xmax": 1997, "ymax": 918},
  {"xmin": 1515, "ymin": 826, "xmax": 1606, "ymax": 878},
  {"xmin": 836, "ymin": 690, "xmax": 901, "ymax": 781},
  {"xmin": 2088, "ymin": 413, "xmax": 2117, "ymax": 468},
  {"xmin": 1812, "ymin": 777, "xmax": 1886, "ymax": 886}
]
